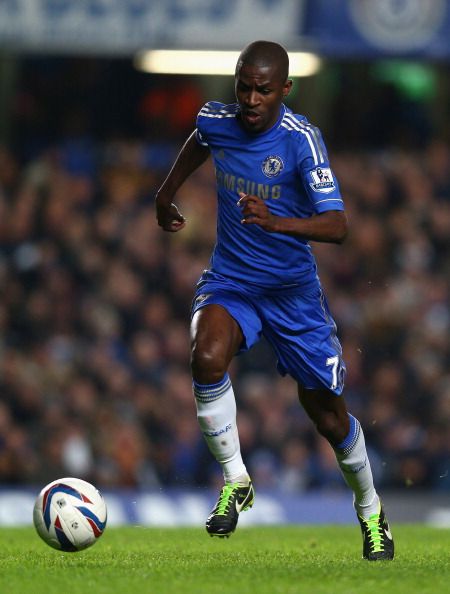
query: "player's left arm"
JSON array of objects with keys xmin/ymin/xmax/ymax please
[{"xmin": 238, "ymin": 192, "xmax": 348, "ymax": 244}]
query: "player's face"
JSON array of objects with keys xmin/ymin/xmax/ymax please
[{"xmin": 235, "ymin": 62, "xmax": 292, "ymax": 133}]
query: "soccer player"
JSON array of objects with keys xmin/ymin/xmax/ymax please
[{"xmin": 155, "ymin": 40, "xmax": 394, "ymax": 561}]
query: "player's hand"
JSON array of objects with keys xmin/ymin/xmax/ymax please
[
  {"xmin": 155, "ymin": 201, "xmax": 186, "ymax": 232},
  {"xmin": 237, "ymin": 192, "xmax": 278, "ymax": 232}
]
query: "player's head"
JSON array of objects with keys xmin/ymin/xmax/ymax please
[{"xmin": 235, "ymin": 40, "xmax": 292, "ymax": 133}]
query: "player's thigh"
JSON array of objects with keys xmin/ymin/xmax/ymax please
[
  {"xmin": 191, "ymin": 276, "xmax": 262, "ymax": 355},
  {"xmin": 191, "ymin": 303, "xmax": 243, "ymax": 365}
]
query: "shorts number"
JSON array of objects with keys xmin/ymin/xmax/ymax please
[{"xmin": 326, "ymin": 356, "xmax": 339, "ymax": 391}]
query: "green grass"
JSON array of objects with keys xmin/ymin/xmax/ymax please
[{"xmin": 0, "ymin": 525, "xmax": 449, "ymax": 594}]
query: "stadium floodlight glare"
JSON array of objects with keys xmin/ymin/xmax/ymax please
[{"xmin": 134, "ymin": 50, "xmax": 322, "ymax": 77}]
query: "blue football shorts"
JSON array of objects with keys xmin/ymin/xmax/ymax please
[{"xmin": 191, "ymin": 271, "xmax": 346, "ymax": 395}]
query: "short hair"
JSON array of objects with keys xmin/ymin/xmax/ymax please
[{"xmin": 236, "ymin": 40, "xmax": 289, "ymax": 82}]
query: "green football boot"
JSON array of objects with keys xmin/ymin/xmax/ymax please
[
  {"xmin": 206, "ymin": 481, "xmax": 255, "ymax": 538},
  {"xmin": 357, "ymin": 503, "xmax": 394, "ymax": 561}
]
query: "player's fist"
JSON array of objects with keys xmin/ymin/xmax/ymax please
[
  {"xmin": 237, "ymin": 192, "xmax": 277, "ymax": 232},
  {"xmin": 156, "ymin": 202, "xmax": 186, "ymax": 232}
]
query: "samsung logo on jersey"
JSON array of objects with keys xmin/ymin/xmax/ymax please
[{"xmin": 216, "ymin": 169, "xmax": 281, "ymax": 200}]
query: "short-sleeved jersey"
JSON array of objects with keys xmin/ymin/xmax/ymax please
[{"xmin": 196, "ymin": 101, "xmax": 344, "ymax": 289}]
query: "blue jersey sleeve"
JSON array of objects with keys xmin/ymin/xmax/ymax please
[
  {"xmin": 195, "ymin": 101, "xmax": 241, "ymax": 149},
  {"xmin": 195, "ymin": 101, "xmax": 227, "ymax": 147},
  {"xmin": 195, "ymin": 102, "xmax": 213, "ymax": 147},
  {"xmin": 195, "ymin": 127, "xmax": 208, "ymax": 147},
  {"xmin": 295, "ymin": 120, "xmax": 344, "ymax": 213}
]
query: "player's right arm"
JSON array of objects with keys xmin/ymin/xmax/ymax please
[{"xmin": 155, "ymin": 130, "xmax": 210, "ymax": 232}]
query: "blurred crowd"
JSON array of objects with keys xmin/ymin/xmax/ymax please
[{"xmin": 0, "ymin": 61, "xmax": 450, "ymax": 495}]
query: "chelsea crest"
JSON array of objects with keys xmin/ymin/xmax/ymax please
[{"xmin": 262, "ymin": 155, "xmax": 284, "ymax": 178}]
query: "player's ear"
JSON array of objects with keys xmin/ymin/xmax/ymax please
[{"xmin": 283, "ymin": 79, "xmax": 293, "ymax": 98}]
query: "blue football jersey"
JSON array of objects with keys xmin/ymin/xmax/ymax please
[{"xmin": 196, "ymin": 101, "xmax": 344, "ymax": 288}]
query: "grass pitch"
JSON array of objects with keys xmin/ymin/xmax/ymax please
[{"xmin": 1, "ymin": 525, "xmax": 448, "ymax": 594}]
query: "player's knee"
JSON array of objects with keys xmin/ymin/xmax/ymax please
[{"xmin": 190, "ymin": 344, "xmax": 228, "ymax": 385}]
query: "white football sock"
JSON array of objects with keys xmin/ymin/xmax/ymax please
[
  {"xmin": 333, "ymin": 414, "xmax": 379, "ymax": 518},
  {"xmin": 193, "ymin": 373, "xmax": 249, "ymax": 485}
]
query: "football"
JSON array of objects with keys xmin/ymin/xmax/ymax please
[{"xmin": 33, "ymin": 477, "xmax": 107, "ymax": 552}]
